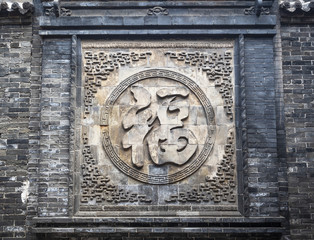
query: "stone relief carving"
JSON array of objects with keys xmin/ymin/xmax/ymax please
[
  {"xmin": 102, "ymin": 69, "xmax": 215, "ymax": 185},
  {"xmin": 44, "ymin": 6, "xmax": 71, "ymax": 16},
  {"xmin": 244, "ymin": 6, "xmax": 270, "ymax": 15},
  {"xmin": 83, "ymin": 51, "xmax": 152, "ymax": 118},
  {"xmin": 165, "ymin": 51, "xmax": 234, "ymax": 120},
  {"xmin": 80, "ymin": 42, "xmax": 236, "ymax": 209},
  {"xmin": 165, "ymin": 130, "xmax": 236, "ymax": 204},
  {"xmin": 81, "ymin": 133, "xmax": 152, "ymax": 204},
  {"xmin": 147, "ymin": 6, "xmax": 169, "ymax": 15},
  {"xmin": 122, "ymin": 86, "xmax": 198, "ymax": 168},
  {"xmin": 60, "ymin": 7, "xmax": 71, "ymax": 16}
]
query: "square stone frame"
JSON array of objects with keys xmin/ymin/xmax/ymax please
[{"xmin": 68, "ymin": 35, "xmax": 248, "ymax": 217}]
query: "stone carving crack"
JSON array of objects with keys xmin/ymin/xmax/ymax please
[
  {"xmin": 165, "ymin": 51, "xmax": 233, "ymax": 120},
  {"xmin": 83, "ymin": 51, "xmax": 152, "ymax": 118},
  {"xmin": 165, "ymin": 130, "xmax": 236, "ymax": 204},
  {"xmin": 81, "ymin": 134, "xmax": 152, "ymax": 204}
]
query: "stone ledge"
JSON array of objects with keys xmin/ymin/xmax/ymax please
[
  {"xmin": 38, "ymin": 29, "xmax": 277, "ymax": 36},
  {"xmin": 31, "ymin": 216, "xmax": 286, "ymax": 223},
  {"xmin": 32, "ymin": 217, "xmax": 285, "ymax": 234},
  {"xmin": 39, "ymin": 15, "xmax": 277, "ymax": 28},
  {"xmin": 55, "ymin": 1, "xmax": 273, "ymax": 8},
  {"xmin": 32, "ymin": 227, "xmax": 284, "ymax": 234}
]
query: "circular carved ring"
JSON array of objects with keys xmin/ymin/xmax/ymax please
[{"xmin": 102, "ymin": 69, "xmax": 215, "ymax": 184}]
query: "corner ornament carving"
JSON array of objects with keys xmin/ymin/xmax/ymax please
[
  {"xmin": 147, "ymin": 6, "xmax": 169, "ymax": 15},
  {"xmin": 102, "ymin": 69, "xmax": 216, "ymax": 185},
  {"xmin": 83, "ymin": 51, "xmax": 152, "ymax": 118},
  {"xmin": 81, "ymin": 134, "xmax": 152, "ymax": 204},
  {"xmin": 165, "ymin": 130, "xmax": 236, "ymax": 204},
  {"xmin": 165, "ymin": 51, "xmax": 234, "ymax": 120}
]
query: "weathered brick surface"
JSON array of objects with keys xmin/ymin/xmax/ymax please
[
  {"xmin": 27, "ymin": 4, "xmax": 43, "ymax": 239},
  {"xmin": 244, "ymin": 38, "xmax": 279, "ymax": 217},
  {"xmin": 0, "ymin": 17, "xmax": 32, "ymax": 239},
  {"xmin": 281, "ymin": 23, "xmax": 314, "ymax": 240},
  {"xmin": 38, "ymin": 38, "xmax": 71, "ymax": 217}
]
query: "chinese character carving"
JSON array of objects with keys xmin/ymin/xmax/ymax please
[
  {"xmin": 122, "ymin": 86, "xmax": 152, "ymax": 168},
  {"xmin": 102, "ymin": 69, "xmax": 215, "ymax": 184},
  {"xmin": 122, "ymin": 86, "xmax": 198, "ymax": 168},
  {"xmin": 147, "ymin": 88, "xmax": 197, "ymax": 166}
]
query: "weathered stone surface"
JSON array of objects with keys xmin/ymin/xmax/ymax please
[{"xmin": 78, "ymin": 40, "xmax": 236, "ymax": 213}]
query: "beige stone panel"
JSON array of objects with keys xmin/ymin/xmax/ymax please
[
  {"xmin": 94, "ymin": 87, "xmax": 113, "ymax": 106},
  {"xmin": 216, "ymin": 105, "xmax": 232, "ymax": 126},
  {"xmin": 87, "ymin": 125, "xmax": 102, "ymax": 146},
  {"xmin": 186, "ymin": 125, "xmax": 209, "ymax": 145},
  {"xmin": 80, "ymin": 40, "xmax": 235, "ymax": 198}
]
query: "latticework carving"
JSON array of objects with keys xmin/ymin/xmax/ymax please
[
  {"xmin": 165, "ymin": 130, "xmax": 236, "ymax": 204},
  {"xmin": 83, "ymin": 51, "xmax": 152, "ymax": 117},
  {"xmin": 81, "ymin": 135, "xmax": 152, "ymax": 204},
  {"xmin": 165, "ymin": 51, "xmax": 233, "ymax": 120}
]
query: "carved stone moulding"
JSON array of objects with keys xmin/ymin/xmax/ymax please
[{"xmin": 77, "ymin": 40, "xmax": 237, "ymax": 214}]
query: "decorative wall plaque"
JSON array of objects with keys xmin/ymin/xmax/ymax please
[{"xmin": 78, "ymin": 40, "xmax": 237, "ymax": 214}]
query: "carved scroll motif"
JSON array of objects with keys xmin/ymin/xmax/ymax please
[
  {"xmin": 244, "ymin": 6, "xmax": 270, "ymax": 15},
  {"xmin": 83, "ymin": 51, "xmax": 152, "ymax": 118},
  {"xmin": 147, "ymin": 6, "xmax": 169, "ymax": 15},
  {"xmin": 81, "ymin": 133, "xmax": 152, "ymax": 204},
  {"xmin": 165, "ymin": 130, "xmax": 236, "ymax": 204},
  {"xmin": 165, "ymin": 51, "xmax": 234, "ymax": 120}
]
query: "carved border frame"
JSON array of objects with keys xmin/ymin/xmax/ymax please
[
  {"xmin": 70, "ymin": 35, "xmax": 83, "ymax": 215},
  {"xmin": 102, "ymin": 69, "xmax": 215, "ymax": 185},
  {"xmin": 69, "ymin": 37, "xmax": 246, "ymax": 217}
]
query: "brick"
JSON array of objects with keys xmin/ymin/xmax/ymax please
[{"xmin": 281, "ymin": 21, "xmax": 314, "ymax": 240}]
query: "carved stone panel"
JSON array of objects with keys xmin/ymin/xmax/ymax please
[{"xmin": 77, "ymin": 40, "xmax": 237, "ymax": 215}]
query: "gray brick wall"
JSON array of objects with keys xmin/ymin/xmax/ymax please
[
  {"xmin": 0, "ymin": 18, "xmax": 32, "ymax": 239},
  {"xmin": 244, "ymin": 37, "xmax": 279, "ymax": 217},
  {"xmin": 281, "ymin": 23, "xmax": 314, "ymax": 240},
  {"xmin": 27, "ymin": 8, "xmax": 43, "ymax": 239},
  {"xmin": 38, "ymin": 38, "xmax": 71, "ymax": 217}
]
